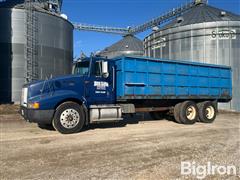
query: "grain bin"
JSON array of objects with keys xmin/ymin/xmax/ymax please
[
  {"xmin": 144, "ymin": 4, "xmax": 240, "ymax": 111},
  {"xmin": 99, "ymin": 35, "xmax": 144, "ymax": 58},
  {"xmin": 0, "ymin": 1, "xmax": 73, "ymax": 103}
]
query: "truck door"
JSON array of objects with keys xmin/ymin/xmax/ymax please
[{"xmin": 84, "ymin": 60, "xmax": 114, "ymax": 105}]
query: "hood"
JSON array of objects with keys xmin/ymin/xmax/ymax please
[{"xmin": 27, "ymin": 74, "xmax": 84, "ymax": 99}]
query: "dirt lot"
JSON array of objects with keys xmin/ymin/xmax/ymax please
[
  {"xmin": 0, "ymin": 104, "xmax": 20, "ymax": 115},
  {"xmin": 0, "ymin": 109, "xmax": 240, "ymax": 180}
]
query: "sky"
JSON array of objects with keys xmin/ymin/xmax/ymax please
[{"xmin": 61, "ymin": 0, "xmax": 240, "ymax": 58}]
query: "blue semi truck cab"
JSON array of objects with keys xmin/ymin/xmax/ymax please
[{"xmin": 20, "ymin": 56, "xmax": 232, "ymax": 134}]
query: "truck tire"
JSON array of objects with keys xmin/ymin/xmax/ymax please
[
  {"xmin": 38, "ymin": 123, "xmax": 53, "ymax": 130},
  {"xmin": 174, "ymin": 103, "xmax": 182, "ymax": 123},
  {"xmin": 197, "ymin": 101, "xmax": 217, "ymax": 123},
  {"xmin": 179, "ymin": 101, "xmax": 198, "ymax": 125},
  {"xmin": 149, "ymin": 111, "xmax": 167, "ymax": 120},
  {"xmin": 52, "ymin": 102, "xmax": 85, "ymax": 134}
]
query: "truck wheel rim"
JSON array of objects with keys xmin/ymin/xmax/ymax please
[
  {"xmin": 206, "ymin": 106, "xmax": 215, "ymax": 119},
  {"xmin": 186, "ymin": 106, "xmax": 196, "ymax": 120},
  {"xmin": 60, "ymin": 109, "xmax": 80, "ymax": 129}
]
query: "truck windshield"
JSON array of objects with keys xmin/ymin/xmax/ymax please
[{"xmin": 73, "ymin": 61, "xmax": 90, "ymax": 75}]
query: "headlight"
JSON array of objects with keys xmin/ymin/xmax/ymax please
[{"xmin": 28, "ymin": 102, "xmax": 40, "ymax": 109}]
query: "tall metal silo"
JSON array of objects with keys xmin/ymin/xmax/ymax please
[
  {"xmin": 144, "ymin": 4, "xmax": 240, "ymax": 112},
  {"xmin": 99, "ymin": 35, "xmax": 144, "ymax": 58},
  {"xmin": 0, "ymin": 1, "xmax": 73, "ymax": 103}
]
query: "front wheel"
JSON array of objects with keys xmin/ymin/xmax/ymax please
[
  {"xmin": 52, "ymin": 102, "xmax": 85, "ymax": 134},
  {"xmin": 38, "ymin": 123, "xmax": 53, "ymax": 130}
]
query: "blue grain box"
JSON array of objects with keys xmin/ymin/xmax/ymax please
[{"xmin": 114, "ymin": 56, "xmax": 232, "ymax": 101}]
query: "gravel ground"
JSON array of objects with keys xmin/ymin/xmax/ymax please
[
  {"xmin": 0, "ymin": 104, "xmax": 19, "ymax": 115},
  {"xmin": 0, "ymin": 112, "xmax": 240, "ymax": 180}
]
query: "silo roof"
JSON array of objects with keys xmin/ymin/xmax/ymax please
[
  {"xmin": 163, "ymin": 4, "xmax": 240, "ymax": 29},
  {"xmin": 101, "ymin": 35, "xmax": 144, "ymax": 53}
]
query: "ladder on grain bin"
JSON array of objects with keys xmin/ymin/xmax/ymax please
[{"xmin": 24, "ymin": 0, "xmax": 39, "ymax": 83}]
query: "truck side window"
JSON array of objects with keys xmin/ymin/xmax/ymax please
[
  {"xmin": 73, "ymin": 61, "xmax": 89, "ymax": 75},
  {"xmin": 93, "ymin": 61, "xmax": 102, "ymax": 77}
]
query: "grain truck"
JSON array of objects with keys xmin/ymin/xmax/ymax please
[{"xmin": 20, "ymin": 56, "xmax": 232, "ymax": 134}]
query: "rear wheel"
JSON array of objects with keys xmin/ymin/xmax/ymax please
[
  {"xmin": 197, "ymin": 101, "xmax": 217, "ymax": 123},
  {"xmin": 179, "ymin": 101, "xmax": 198, "ymax": 125},
  {"xmin": 52, "ymin": 102, "xmax": 85, "ymax": 134},
  {"xmin": 174, "ymin": 103, "xmax": 182, "ymax": 123}
]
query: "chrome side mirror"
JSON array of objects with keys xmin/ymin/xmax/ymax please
[{"xmin": 102, "ymin": 61, "xmax": 109, "ymax": 78}]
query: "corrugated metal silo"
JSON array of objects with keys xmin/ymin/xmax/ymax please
[
  {"xmin": 0, "ymin": 2, "xmax": 73, "ymax": 103},
  {"xmin": 144, "ymin": 4, "xmax": 240, "ymax": 112},
  {"xmin": 99, "ymin": 35, "xmax": 144, "ymax": 58}
]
